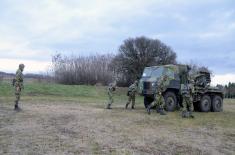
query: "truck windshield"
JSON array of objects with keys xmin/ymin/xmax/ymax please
[
  {"xmin": 151, "ymin": 67, "xmax": 164, "ymax": 78},
  {"xmin": 142, "ymin": 67, "xmax": 164, "ymax": 78},
  {"xmin": 142, "ymin": 68, "xmax": 152, "ymax": 77}
]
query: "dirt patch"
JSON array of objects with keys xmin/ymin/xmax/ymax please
[{"xmin": 0, "ymin": 101, "xmax": 234, "ymax": 155}]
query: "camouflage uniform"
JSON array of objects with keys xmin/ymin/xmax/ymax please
[
  {"xmin": 125, "ymin": 81, "xmax": 138, "ymax": 109},
  {"xmin": 14, "ymin": 64, "xmax": 25, "ymax": 110},
  {"xmin": 180, "ymin": 68, "xmax": 194, "ymax": 118},
  {"xmin": 181, "ymin": 84, "xmax": 194, "ymax": 118},
  {"xmin": 147, "ymin": 76, "xmax": 169, "ymax": 115},
  {"xmin": 106, "ymin": 82, "xmax": 116, "ymax": 109}
]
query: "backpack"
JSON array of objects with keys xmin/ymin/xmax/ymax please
[{"xmin": 12, "ymin": 78, "xmax": 16, "ymax": 86}]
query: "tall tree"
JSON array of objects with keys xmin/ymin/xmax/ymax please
[{"xmin": 112, "ymin": 36, "xmax": 177, "ymax": 86}]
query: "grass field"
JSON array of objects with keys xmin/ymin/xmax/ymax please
[{"xmin": 0, "ymin": 80, "xmax": 235, "ymax": 155}]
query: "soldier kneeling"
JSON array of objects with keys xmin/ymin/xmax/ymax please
[{"xmin": 147, "ymin": 75, "xmax": 168, "ymax": 115}]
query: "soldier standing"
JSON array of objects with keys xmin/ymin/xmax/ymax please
[
  {"xmin": 180, "ymin": 66, "xmax": 194, "ymax": 118},
  {"xmin": 181, "ymin": 81, "xmax": 195, "ymax": 118},
  {"xmin": 147, "ymin": 75, "xmax": 168, "ymax": 115},
  {"xmin": 125, "ymin": 80, "xmax": 138, "ymax": 109},
  {"xmin": 14, "ymin": 64, "xmax": 25, "ymax": 111},
  {"xmin": 106, "ymin": 82, "xmax": 116, "ymax": 109}
]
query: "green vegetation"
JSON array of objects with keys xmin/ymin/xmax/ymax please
[
  {"xmin": 0, "ymin": 80, "xmax": 143, "ymax": 104},
  {"xmin": 224, "ymin": 82, "xmax": 235, "ymax": 98},
  {"xmin": 0, "ymin": 80, "xmax": 235, "ymax": 154}
]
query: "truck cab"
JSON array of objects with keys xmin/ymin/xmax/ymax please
[{"xmin": 139, "ymin": 64, "xmax": 224, "ymax": 112}]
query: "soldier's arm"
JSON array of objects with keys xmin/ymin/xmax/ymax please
[
  {"xmin": 131, "ymin": 84, "xmax": 136, "ymax": 92},
  {"xmin": 22, "ymin": 79, "xmax": 24, "ymax": 89},
  {"xmin": 15, "ymin": 71, "xmax": 20, "ymax": 82}
]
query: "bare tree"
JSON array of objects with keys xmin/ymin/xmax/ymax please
[{"xmin": 52, "ymin": 53, "xmax": 114, "ymax": 85}]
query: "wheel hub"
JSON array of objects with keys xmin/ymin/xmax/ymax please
[
  {"xmin": 167, "ymin": 97, "xmax": 174, "ymax": 106},
  {"xmin": 215, "ymin": 99, "xmax": 221, "ymax": 108},
  {"xmin": 203, "ymin": 100, "xmax": 209, "ymax": 107}
]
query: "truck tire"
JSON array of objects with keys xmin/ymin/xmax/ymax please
[
  {"xmin": 212, "ymin": 95, "xmax": 223, "ymax": 112},
  {"xmin": 144, "ymin": 96, "xmax": 153, "ymax": 108},
  {"xmin": 200, "ymin": 95, "xmax": 211, "ymax": 112},
  {"xmin": 164, "ymin": 91, "xmax": 177, "ymax": 111}
]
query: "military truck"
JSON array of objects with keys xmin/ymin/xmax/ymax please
[{"xmin": 139, "ymin": 64, "xmax": 224, "ymax": 112}]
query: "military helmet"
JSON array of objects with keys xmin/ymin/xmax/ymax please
[{"xmin": 19, "ymin": 64, "xmax": 25, "ymax": 69}]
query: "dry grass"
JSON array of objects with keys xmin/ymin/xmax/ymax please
[{"xmin": 0, "ymin": 98, "xmax": 234, "ymax": 155}]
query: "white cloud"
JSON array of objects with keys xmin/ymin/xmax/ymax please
[
  {"xmin": 0, "ymin": 0, "xmax": 160, "ymax": 61},
  {"xmin": 0, "ymin": 37, "xmax": 51, "ymax": 60},
  {"xmin": 0, "ymin": 58, "xmax": 51, "ymax": 73},
  {"xmin": 211, "ymin": 74, "xmax": 235, "ymax": 86},
  {"xmin": 0, "ymin": 0, "xmax": 234, "ymax": 74},
  {"xmin": 196, "ymin": 32, "xmax": 226, "ymax": 40}
]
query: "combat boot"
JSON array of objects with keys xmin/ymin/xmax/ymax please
[
  {"xmin": 147, "ymin": 106, "xmax": 151, "ymax": 115},
  {"xmin": 181, "ymin": 111, "xmax": 186, "ymax": 118},
  {"xmin": 189, "ymin": 111, "xmax": 195, "ymax": 118},
  {"xmin": 156, "ymin": 107, "xmax": 160, "ymax": 113},
  {"xmin": 14, "ymin": 101, "xmax": 21, "ymax": 111},
  {"xmin": 159, "ymin": 108, "xmax": 167, "ymax": 115},
  {"xmin": 14, "ymin": 102, "xmax": 18, "ymax": 110},
  {"xmin": 125, "ymin": 103, "xmax": 128, "ymax": 109},
  {"xmin": 106, "ymin": 104, "xmax": 112, "ymax": 109},
  {"xmin": 182, "ymin": 111, "xmax": 189, "ymax": 118}
]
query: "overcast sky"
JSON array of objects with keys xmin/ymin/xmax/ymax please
[{"xmin": 0, "ymin": 0, "xmax": 234, "ymax": 85}]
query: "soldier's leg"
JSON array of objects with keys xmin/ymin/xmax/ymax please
[
  {"xmin": 147, "ymin": 98, "xmax": 155, "ymax": 115},
  {"xmin": 155, "ymin": 94, "xmax": 163, "ymax": 112},
  {"xmin": 15, "ymin": 86, "xmax": 21, "ymax": 110},
  {"xmin": 131, "ymin": 96, "xmax": 135, "ymax": 109},
  {"xmin": 182, "ymin": 97, "xmax": 187, "ymax": 112},
  {"xmin": 153, "ymin": 94, "xmax": 162, "ymax": 113},
  {"xmin": 109, "ymin": 95, "xmax": 113, "ymax": 108},
  {"xmin": 15, "ymin": 94, "xmax": 20, "ymax": 108},
  {"xmin": 159, "ymin": 95, "xmax": 166, "ymax": 115},
  {"xmin": 188, "ymin": 97, "xmax": 194, "ymax": 118},
  {"xmin": 155, "ymin": 94, "xmax": 160, "ymax": 108},
  {"xmin": 160, "ymin": 95, "xmax": 166, "ymax": 109},
  {"xmin": 189, "ymin": 96, "xmax": 194, "ymax": 112},
  {"xmin": 107, "ymin": 93, "xmax": 113, "ymax": 109},
  {"xmin": 126, "ymin": 96, "xmax": 131, "ymax": 109},
  {"xmin": 182, "ymin": 96, "xmax": 188, "ymax": 118}
]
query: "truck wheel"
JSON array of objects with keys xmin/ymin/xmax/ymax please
[
  {"xmin": 164, "ymin": 91, "xmax": 177, "ymax": 111},
  {"xmin": 200, "ymin": 95, "xmax": 211, "ymax": 112},
  {"xmin": 144, "ymin": 96, "xmax": 153, "ymax": 108},
  {"xmin": 212, "ymin": 95, "xmax": 223, "ymax": 112}
]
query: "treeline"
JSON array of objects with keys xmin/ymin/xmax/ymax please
[
  {"xmin": 52, "ymin": 54, "xmax": 114, "ymax": 85},
  {"xmin": 224, "ymin": 83, "xmax": 235, "ymax": 98},
  {"xmin": 52, "ymin": 36, "xmax": 177, "ymax": 86}
]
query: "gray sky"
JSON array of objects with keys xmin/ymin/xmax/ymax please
[{"xmin": 0, "ymin": 0, "xmax": 234, "ymax": 85}]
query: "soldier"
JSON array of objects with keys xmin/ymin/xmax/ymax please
[
  {"xmin": 106, "ymin": 82, "xmax": 116, "ymax": 109},
  {"xmin": 181, "ymin": 81, "xmax": 195, "ymax": 118},
  {"xmin": 147, "ymin": 75, "xmax": 168, "ymax": 115},
  {"xmin": 125, "ymin": 80, "xmax": 138, "ymax": 109},
  {"xmin": 180, "ymin": 66, "xmax": 194, "ymax": 118},
  {"xmin": 14, "ymin": 64, "xmax": 25, "ymax": 111}
]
